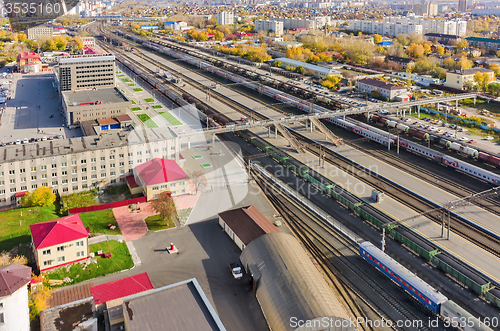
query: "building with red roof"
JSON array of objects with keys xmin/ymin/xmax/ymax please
[
  {"xmin": 132, "ymin": 158, "xmax": 190, "ymax": 200},
  {"xmin": 16, "ymin": 51, "xmax": 42, "ymax": 73},
  {"xmin": 0, "ymin": 263, "xmax": 32, "ymax": 330},
  {"xmin": 90, "ymin": 272, "xmax": 153, "ymax": 306},
  {"xmin": 30, "ymin": 214, "xmax": 89, "ymax": 272}
]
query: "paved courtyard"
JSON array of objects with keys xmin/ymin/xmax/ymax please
[{"xmin": 112, "ymin": 202, "xmax": 153, "ymax": 241}]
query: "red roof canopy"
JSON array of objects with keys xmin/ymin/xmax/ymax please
[
  {"xmin": 90, "ymin": 272, "xmax": 153, "ymax": 305},
  {"xmin": 136, "ymin": 158, "xmax": 187, "ymax": 187},
  {"xmin": 15, "ymin": 191, "xmax": 27, "ymax": 198},
  {"xmin": 17, "ymin": 51, "xmax": 41, "ymax": 61},
  {"xmin": 30, "ymin": 214, "xmax": 88, "ymax": 249}
]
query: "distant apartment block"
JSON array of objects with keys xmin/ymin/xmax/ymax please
[
  {"xmin": 268, "ymin": 16, "xmax": 331, "ymax": 30},
  {"xmin": 458, "ymin": 0, "xmax": 468, "ymax": 12},
  {"xmin": 254, "ymin": 20, "xmax": 284, "ymax": 36},
  {"xmin": 56, "ymin": 53, "xmax": 116, "ymax": 92},
  {"xmin": 413, "ymin": 3, "xmax": 438, "ymax": 16},
  {"xmin": 348, "ymin": 17, "xmax": 466, "ymax": 37},
  {"xmin": 217, "ymin": 11, "xmax": 234, "ymax": 25},
  {"xmin": 27, "ymin": 26, "xmax": 53, "ymax": 40}
]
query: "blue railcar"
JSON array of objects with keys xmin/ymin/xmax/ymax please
[{"xmin": 359, "ymin": 241, "xmax": 448, "ymax": 313}]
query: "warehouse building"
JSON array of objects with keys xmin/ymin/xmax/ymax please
[
  {"xmin": 356, "ymin": 78, "xmax": 408, "ymax": 101},
  {"xmin": 273, "ymin": 58, "xmax": 336, "ymax": 79},
  {"xmin": 218, "ymin": 205, "xmax": 279, "ymax": 251},
  {"xmin": 240, "ymin": 232, "xmax": 355, "ymax": 331}
]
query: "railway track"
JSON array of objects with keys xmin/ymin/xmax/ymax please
[
  {"xmin": 95, "ymin": 25, "xmax": 500, "ymax": 258},
  {"xmin": 251, "ymin": 166, "xmax": 432, "ymax": 331}
]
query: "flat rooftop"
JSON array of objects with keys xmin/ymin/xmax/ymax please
[
  {"xmin": 122, "ymin": 278, "xmax": 226, "ymax": 331},
  {"xmin": 59, "ymin": 54, "xmax": 115, "ymax": 65},
  {"xmin": 62, "ymin": 87, "xmax": 128, "ymax": 107},
  {"xmin": 41, "ymin": 297, "xmax": 95, "ymax": 331},
  {"xmin": 0, "ymin": 127, "xmax": 177, "ymax": 163}
]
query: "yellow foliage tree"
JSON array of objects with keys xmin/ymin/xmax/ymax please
[
  {"xmin": 436, "ymin": 45, "xmax": 445, "ymax": 55},
  {"xmin": 406, "ymin": 43, "xmax": 425, "ymax": 58},
  {"xmin": 20, "ymin": 187, "xmax": 56, "ymax": 207},
  {"xmin": 29, "ymin": 274, "xmax": 52, "ymax": 321},
  {"xmin": 456, "ymin": 56, "xmax": 473, "ymax": 70},
  {"xmin": 321, "ymin": 75, "xmax": 341, "ymax": 89},
  {"xmin": 0, "ymin": 251, "xmax": 28, "ymax": 266},
  {"xmin": 474, "ymin": 72, "xmax": 493, "ymax": 92},
  {"xmin": 373, "ymin": 34, "xmax": 382, "ymax": 44}
]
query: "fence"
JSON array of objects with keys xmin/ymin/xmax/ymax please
[
  {"xmin": 68, "ymin": 196, "xmax": 147, "ymax": 214},
  {"xmin": 89, "ymin": 234, "xmax": 124, "ymax": 245}
]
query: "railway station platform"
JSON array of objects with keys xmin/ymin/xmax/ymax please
[{"xmin": 250, "ymin": 125, "xmax": 500, "ymax": 282}]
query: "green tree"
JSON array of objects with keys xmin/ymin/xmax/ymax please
[
  {"xmin": 372, "ymin": 87, "xmax": 380, "ymax": 98},
  {"xmin": 436, "ymin": 45, "xmax": 445, "ymax": 55},
  {"xmin": 489, "ymin": 82, "xmax": 500, "ymax": 96},
  {"xmin": 20, "ymin": 187, "xmax": 56, "ymax": 207},
  {"xmin": 149, "ymin": 192, "xmax": 177, "ymax": 222},
  {"xmin": 273, "ymin": 60, "xmax": 281, "ymax": 67},
  {"xmin": 295, "ymin": 66, "xmax": 305, "ymax": 74}
]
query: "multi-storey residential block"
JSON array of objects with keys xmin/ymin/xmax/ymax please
[
  {"xmin": 466, "ymin": 37, "xmax": 500, "ymax": 52},
  {"xmin": 217, "ymin": 11, "xmax": 234, "ymax": 25},
  {"xmin": 27, "ymin": 26, "xmax": 53, "ymax": 40},
  {"xmin": 413, "ymin": 3, "xmax": 438, "ymax": 16},
  {"xmin": 254, "ymin": 20, "xmax": 284, "ymax": 36},
  {"xmin": 445, "ymin": 68, "xmax": 495, "ymax": 90},
  {"xmin": 0, "ymin": 129, "xmax": 179, "ymax": 208},
  {"xmin": 269, "ymin": 16, "xmax": 331, "ymax": 30}
]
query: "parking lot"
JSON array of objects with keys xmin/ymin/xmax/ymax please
[{"xmin": 0, "ymin": 70, "xmax": 83, "ymax": 144}]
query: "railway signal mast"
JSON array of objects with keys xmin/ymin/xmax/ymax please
[{"xmin": 381, "ymin": 187, "xmax": 499, "ymax": 251}]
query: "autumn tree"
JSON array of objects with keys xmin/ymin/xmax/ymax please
[
  {"xmin": 188, "ymin": 171, "xmax": 207, "ymax": 194},
  {"xmin": 489, "ymin": 63, "xmax": 500, "ymax": 77},
  {"xmin": 0, "ymin": 251, "xmax": 28, "ymax": 266},
  {"xmin": 373, "ymin": 34, "xmax": 382, "ymax": 44},
  {"xmin": 321, "ymin": 75, "xmax": 341, "ymax": 89},
  {"xmin": 406, "ymin": 43, "xmax": 425, "ymax": 58},
  {"xmin": 456, "ymin": 39, "xmax": 469, "ymax": 50},
  {"xmin": 149, "ymin": 192, "xmax": 177, "ymax": 222},
  {"xmin": 372, "ymin": 87, "xmax": 380, "ymax": 98},
  {"xmin": 443, "ymin": 57, "xmax": 456, "ymax": 70},
  {"xmin": 474, "ymin": 72, "xmax": 493, "ymax": 92},
  {"xmin": 497, "ymin": 50, "xmax": 500, "ymax": 58},
  {"xmin": 20, "ymin": 187, "xmax": 56, "ymax": 207},
  {"xmin": 436, "ymin": 45, "xmax": 445, "ymax": 55},
  {"xmin": 423, "ymin": 43, "xmax": 431, "ymax": 55},
  {"xmin": 29, "ymin": 274, "xmax": 52, "ymax": 322}
]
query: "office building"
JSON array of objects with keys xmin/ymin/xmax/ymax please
[
  {"xmin": 445, "ymin": 68, "xmax": 495, "ymax": 90},
  {"xmin": 458, "ymin": 0, "xmax": 467, "ymax": 11},
  {"xmin": 57, "ymin": 53, "xmax": 116, "ymax": 92},
  {"xmin": 254, "ymin": 20, "xmax": 284, "ymax": 36},
  {"xmin": 413, "ymin": 3, "xmax": 438, "ymax": 16},
  {"xmin": 217, "ymin": 11, "xmax": 234, "ymax": 25}
]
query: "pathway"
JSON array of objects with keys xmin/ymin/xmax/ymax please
[{"xmin": 112, "ymin": 202, "xmax": 154, "ymax": 241}]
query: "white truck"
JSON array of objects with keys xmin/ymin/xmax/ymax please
[{"xmin": 230, "ymin": 262, "xmax": 243, "ymax": 279}]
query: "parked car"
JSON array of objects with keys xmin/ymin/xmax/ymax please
[
  {"xmin": 23, "ymin": 138, "xmax": 28, "ymax": 144},
  {"xmin": 230, "ymin": 262, "xmax": 243, "ymax": 279},
  {"xmin": 404, "ymin": 118, "xmax": 411, "ymax": 122},
  {"xmin": 15, "ymin": 139, "xmax": 20, "ymax": 145},
  {"xmin": 459, "ymin": 137, "xmax": 468, "ymax": 141},
  {"xmin": 468, "ymin": 139, "xmax": 477, "ymax": 143},
  {"xmin": 485, "ymin": 136, "xmax": 494, "ymax": 140}
]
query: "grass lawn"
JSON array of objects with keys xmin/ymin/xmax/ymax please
[
  {"xmin": 459, "ymin": 99, "xmax": 500, "ymax": 114},
  {"xmin": 137, "ymin": 114, "xmax": 158, "ymax": 128},
  {"xmin": 144, "ymin": 98, "xmax": 154, "ymax": 103},
  {"xmin": 121, "ymin": 78, "xmax": 131, "ymax": 82},
  {"xmin": 192, "ymin": 155, "xmax": 202, "ymax": 159},
  {"xmin": 144, "ymin": 214, "xmax": 176, "ymax": 231},
  {"xmin": 0, "ymin": 206, "xmax": 60, "ymax": 253},
  {"xmin": 201, "ymin": 163, "xmax": 212, "ymax": 168},
  {"xmin": 159, "ymin": 111, "xmax": 182, "ymax": 126},
  {"xmin": 128, "ymin": 83, "xmax": 135, "ymax": 86},
  {"xmin": 46, "ymin": 241, "xmax": 133, "ymax": 286},
  {"xmin": 131, "ymin": 100, "xmax": 136, "ymax": 105},
  {"xmin": 178, "ymin": 207, "xmax": 193, "ymax": 225},
  {"xmin": 62, "ymin": 190, "xmax": 98, "ymax": 209},
  {"xmin": 152, "ymin": 105, "xmax": 163, "ymax": 109},
  {"xmin": 131, "ymin": 107, "xmax": 142, "ymax": 111},
  {"xmin": 133, "ymin": 88, "xmax": 143, "ymax": 92},
  {"xmin": 79, "ymin": 210, "xmax": 121, "ymax": 235}
]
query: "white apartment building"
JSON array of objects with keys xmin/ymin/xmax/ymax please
[
  {"xmin": 217, "ymin": 11, "xmax": 234, "ymax": 25},
  {"xmin": 348, "ymin": 17, "xmax": 466, "ymax": 37},
  {"xmin": 0, "ymin": 128, "xmax": 180, "ymax": 208},
  {"xmin": 254, "ymin": 20, "xmax": 284, "ymax": 36},
  {"xmin": 413, "ymin": 3, "xmax": 438, "ymax": 16},
  {"xmin": 268, "ymin": 16, "xmax": 331, "ymax": 30}
]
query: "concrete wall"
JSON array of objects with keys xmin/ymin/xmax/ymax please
[
  {"xmin": 145, "ymin": 178, "xmax": 189, "ymax": 201},
  {"xmin": 0, "ymin": 284, "xmax": 29, "ymax": 331},
  {"xmin": 37, "ymin": 237, "xmax": 88, "ymax": 272}
]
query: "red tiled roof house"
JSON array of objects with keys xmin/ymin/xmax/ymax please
[
  {"xmin": 129, "ymin": 158, "xmax": 190, "ymax": 201},
  {"xmin": 16, "ymin": 51, "xmax": 42, "ymax": 73},
  {"xmin": 30, "ymin": 214, "xmax": 89, "ymax": 272}
]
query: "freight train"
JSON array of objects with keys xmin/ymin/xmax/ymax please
[
  {"xmin": 360, "ymin": 242, "xmax": 494, "ymax": 330},
  {"xmin": 236, "ymin": 127, "xmax": 500, "ymax": 309},
  {"xmin": 126, "ymin": 35, "xmax": 500, "ymax": 185}
]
